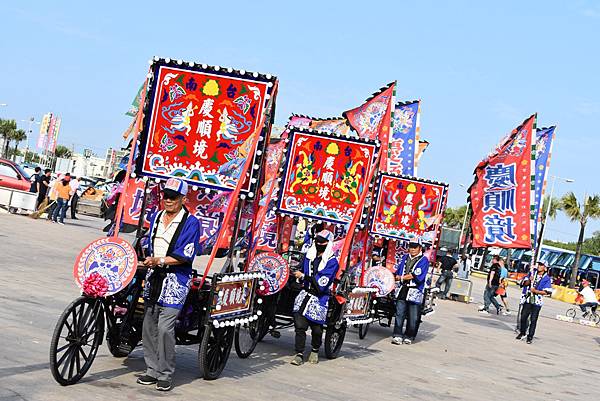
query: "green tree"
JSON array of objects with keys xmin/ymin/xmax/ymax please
[
  {"xmin": 561, "ymin": 192, "xmax": 600, "ymax": 288},
  {"xmin": 0, "ymin": 118, "xmax": 17, "ymax": 158},
  {"xmin": 55, "ymin": 145, "xmax": 72, "ymax": 159},
  {"xmin": 443, "ymin": 205, "xmax": 468, "ymax": 229},
  {"xmin": 11, "ymin": 128, "xmax": 27, "ymax": 156},
  {"xmin": 540, "ymin": 195, "xmax": 560, "ymax": 224}
]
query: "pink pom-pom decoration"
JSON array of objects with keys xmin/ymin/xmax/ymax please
[{"xmin": 82, "ymin": 272, "xmax": 109, "ymax": 298}]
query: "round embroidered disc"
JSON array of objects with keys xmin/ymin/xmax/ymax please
[
  {"xmin": 248, "ymin": 252, "xmax": 289, "ymax": 295},
  {"xmin": 73, "ymin": 237, "xmax": 138, "ymax": 296},
  {"xmin": 363, "ymin": 266, "xmax": 395, "ymax": 297}
]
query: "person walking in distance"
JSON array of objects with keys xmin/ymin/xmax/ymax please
[
  {"xmin": 36, "ymin": 169, "xmax": 51, "ymax": 209},
  {"xmin": 457, "ymin": 253, "xmax": 472, "ymax": 280},
  {"xmin": 479, "ymin": 255, "xmax": 503, "ymax": 314},
  {"xmin": 69, "ymin": 175, "xmax": 81, "ymax": 219},
  {"xmin": 29, "ymin": 166, "xmax": 42, "ymax": 193},
  {"xmin": 51, "ymin": 175, "xmax": 72, "ymax": 225},
  {"xmin": 516, "ymin": 261, "xmax": 553, "ymax": 344},
  {"xmin": 435, "ymin": 247, "xmax": 458, "ymax": 299},
  {"xmin": 498, "ymin": 258, "xmax": 511, "ymax": 315}
]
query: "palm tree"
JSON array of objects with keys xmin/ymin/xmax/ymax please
[
  {"xmin": 561, "ymin": 192, "xmax": 600, "ymax": 288},
  {"xmin": 55, "ymin": 145, "xmax": 72, "ymax": 159},
  {"xmin": 11, "ymin": 128, "xmax": 27, "ymax": 156},
  {"xmin": 0, "ymin": 118, "xmax": 17, "ymax": 158}
]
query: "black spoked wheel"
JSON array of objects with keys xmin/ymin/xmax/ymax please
[
  {"xmin": 566, "ymin": 308, "xmax": 577, "ymax": 319},
  {"xmin": 234, "ymin": 320, "xmax": 260, "ymax": 359},
  {"xmin": 590, "ymin": 312, "xmax": 600, "ymax": 325},
  {"xmin": 198, "ymin": 324, "xmax": 234, "ymax": 380},
  {"xmin": 358, "ymin": 322, "xmax": 370, "ymax": 340},
  {"xmin": 324, "ymin": 323, "xmax": 346, "ymax": 359},
  {"xmin": 49, "ymin": 296, "xmax": 105, "ymax": 385}
]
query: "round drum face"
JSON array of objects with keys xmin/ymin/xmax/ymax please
[
  {"xmin": 363, "ymin": 266, "xmax": 396, "ymax": 297},
  {"xmin": 248, "ymin": 252, "xmax": 290, "ymax": 296}
]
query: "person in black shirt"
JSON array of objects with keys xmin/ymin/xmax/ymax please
[
  {"xmin": 36, "ymin": 169, "xmax": 52, "ymax": 209},
  {"xmin": 29, "ymin": 167, "xmax": 42, "ymax": 193},
  {"xmin": 478, "ymin": 255, "xmax": 503, "ymax": 314},
  {"xmin": 435, "ymin": 247, "xmax": 458, "ymax": 299}
]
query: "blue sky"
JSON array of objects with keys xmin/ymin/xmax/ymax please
[{"xmin": 1, "ymin": 1, "xmax": 599, "ymax": 242}]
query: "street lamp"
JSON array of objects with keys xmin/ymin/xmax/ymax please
[
  {"xmin": 458, "ymin": 183, "xmax": 469, "ymax": 254},
  {"xmin": 534, "ymin": 175, "xmax": 575, "ymax": 263}
]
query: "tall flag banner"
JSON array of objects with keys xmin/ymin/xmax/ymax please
[
  {"xmin": 309, "ymin": 117, "xmax": 351, "ymax": 136},
  {"xmin": 415, "ymin": 139, "xmax": 429, "ymax": 165},
  {"xmin": 277, "ymin": 128, "xmax": 378, "ymax": 225},
  {"xmin": 343, "ymin": 82, "xmax": 395, "ymax": 167},
  {"xmin": 37, "ymin": 112, "xmax": 52, "ymax": 149},
  {"xmin": 126, "ymin": 83, "xmax": 145, "ymax": 117},
  {"xmin": 135, "ymin": 59, "xmax": 277, "ymax": 194},
  {"xmin": 369, "ymin": 173, "xmax": 448, "ymax": 244},
  {"xmin": 468, "ymin": 114, "xmax": 537, "ymax": 248},
  {"xmin": 532, "ymin": 126, "xmax": 556, "ymax": 245},
  {"xmin": 49, "ymin": 117, "xmax": 62, "ymax": 153},
  {"xmin": 387, "ymin": 100, "xmax": 420, "ymax": 175}
]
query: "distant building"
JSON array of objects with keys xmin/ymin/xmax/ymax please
[
  {"xmin": 71, "ymin": 153, "xmax": 106, "ymax": 178},
  {"xmin": 103, "ymin": 147, "xmax": 128, "ymax": 178}
]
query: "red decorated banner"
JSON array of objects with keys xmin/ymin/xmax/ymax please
[
  {"xmin": 309, "ymin": 118, "xmax": 351, "ymax": 136},
  {"xmin": 137, "ymin": 59, "xmax": 276, "ymax": 192},
  {"xmin": 278, "ymin": 129, "xmax": 378, "ymax": 225},
  {"xmin": 121, "ymin": 179, "xmax": 160, "ymax": 228},
  {"xmin": 370, "ymin": 173, "xmax": 448, "ymax": 244},
  {"xmin": 343, "ymin": 82, "xmax": 395, "ymax": 167},
  {"xmin": 468, "ymin": 114, "xmax": 536, "ymax": 248}
]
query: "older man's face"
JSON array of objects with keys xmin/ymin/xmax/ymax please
[{"xmin": 408, "ymin": 246, "xmax": 421, "ymax": 257}]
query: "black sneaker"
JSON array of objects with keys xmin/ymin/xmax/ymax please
[
  {"xmin": 526, "ymin": 338, "xmax": 532, "ymax": 344},
  {"xmin": 515, "ymin": 334, "xmax": 524, "ymax": 340},
  {"xmin": 137, "ymin": 375, "xmax": 157, "ymax": 385},
  {"xmin": 156, "ymin": 380, "xmax": 172, "ymax": 391}
]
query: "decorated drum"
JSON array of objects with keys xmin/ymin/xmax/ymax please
[
  {"xmin": 73, "ymin": 237, "xmax": 138, "ymax": 296},
  {"xmin": 363, "ymin": 266, "xmax": 396, "ymax": 297},
  {"xmin": 248, "ymin": 252, "xmax": 289, "ymax": 295}
]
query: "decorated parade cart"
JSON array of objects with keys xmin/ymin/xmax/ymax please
[
  {"xmin": 232, "ymin": 126, "xmax": 381, "ymax": 359},
  {"xmin": 356, "ymin": 172, "xmax": 449, "ymax": 339},
  {"xmin": 49, "ymin": 57, "xmax": 278, "ymax": 385}
]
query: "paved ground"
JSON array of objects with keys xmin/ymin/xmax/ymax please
[{"xmin": 0, "ymin": 212, "xmax": 599, "ymax": 401}]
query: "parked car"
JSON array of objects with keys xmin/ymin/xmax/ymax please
[{"xmin": 0, "ymin": 158, "xmax": 31, "ymax": 191}]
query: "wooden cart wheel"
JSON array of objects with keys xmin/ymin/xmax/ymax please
[
  {"xmin": 198, "ymin": 324, "xmax": 234, "ymax": 380},
  {"xmin": 324, "ymin": 322, "xmax": 346, "ymax": 359},
  {"xmin": 49, "ymin": 296, "xmax": 105, "ymax": 385},
  {"xmin": 358, "ymin": 322, "xmax": 370, "ymax": 340},
  {"xmin": 234, "ymin": 320, "xmax": 260, "ymax": 359}
]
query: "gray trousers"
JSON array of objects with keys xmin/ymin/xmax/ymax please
[{"xmin": 142, "ymin": 305, "xmax": 179, "ymax": 381}]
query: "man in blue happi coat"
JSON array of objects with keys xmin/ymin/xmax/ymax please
[
  {"xmin": 392, "ymin": 239, "xmax": 430, "ymax": 345},
  {"xmin": 516, "ymin": 260, "xmax": 553, "ymax": 344},
  {"xmin": 137, "ymin": 178, "xmax": 200, "ymax": 391},
  {"xmin": 291, "ymin": 229, "xmax": 340, "ymax": 366}
]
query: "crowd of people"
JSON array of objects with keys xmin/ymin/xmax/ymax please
[{"xmin": 28, "ymin": 167, "xmax": 81, "ymax": 224}]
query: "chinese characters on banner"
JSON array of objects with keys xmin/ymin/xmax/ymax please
[
  {"xmin": 186, "ymin": 189, "xmax": 227, "ymax": 245},
  {"xmin": 120, "ymin": 178, "xmax": 160, "ymax": 228},
  {"xmin": 387, "ymin": 101, "xmax": 420, "ymax": 175},
  {"xmin": 469, "ymin": 115, "xmax": 536, "ymax": 248},
  {"xmin": 137, "ymin": 60, "xmax": 276, "ymax": 192},
  {"xmin": 278, "ymin": 129, "xmax": 377, "ymax": 225},
  {"xmin": 532, "ymin": 126, "xmax": 556, "ymax": 245},
  {"xmin": 210, "ymin": 278, "xmax": 255, "ymax": 319},
  {"xmin": 370, "ymin": 173, "xmax": 448, "ymax": 244},
  {"xmin": 343, "ymin": 83, "xmax": 395, "ymax": 168}
]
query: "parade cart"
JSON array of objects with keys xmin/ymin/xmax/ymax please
[
  {"xmin": 233, "ymin": 127, "xmax": 380, "ymax": 359},
  {"xmin": 49, "ymin": 57, "xmax": 278, "ymax": 385},
  {"xmin": 355, "ymin": 173, "xmax": 449, "ymax": 340}
]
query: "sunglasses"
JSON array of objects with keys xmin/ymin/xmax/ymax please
[{"xmin": 163, "ymin": 192, "xmax": 181, "ymax": 201}]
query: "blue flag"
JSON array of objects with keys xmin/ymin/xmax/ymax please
[
  {"xmin": 532, "ymin": 126, "xmax": 556, "ymax": 246},
  {"xmin": 388, "ymin": 101, "xmax": 419, "ymax": 175}
]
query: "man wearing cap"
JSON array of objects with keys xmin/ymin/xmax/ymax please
[
  {"xmin": 291, "ymin": 230, "xmax": 339, "ymax": 366},
  {"xmin": 137, "ymin": 178, "xmax": 200, "ymax": 391},
  {"xmin": 435, "ymin": 247, "xmax": 458, "ymax": 299},
  {"xmin": 392, "ymin": 239, "xmax": 430, "ymax": 345},
  {"xmin": 516, "ymin": 261, "xmax": 553, "ymax": 344},
  {"xmin": 577, "ymin": 280, "xmax": 599, "ymax": 317}
]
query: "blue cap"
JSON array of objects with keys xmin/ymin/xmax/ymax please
[{"xmin": 164, "ymin": 177, "xmax": 188, "ymax": 196}]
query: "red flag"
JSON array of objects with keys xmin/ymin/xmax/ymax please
[
  {"xmin": 343, "ymin": 82, "xmax": 395, "ymax": 167},
  {"xmin": 468, "ymin": 114, "xmax": 537, "ymax": 248}
]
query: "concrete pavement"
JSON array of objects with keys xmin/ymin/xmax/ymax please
[{"xmin": 0, "ymin": 212, "xmax": 598, "ymax": 401}]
